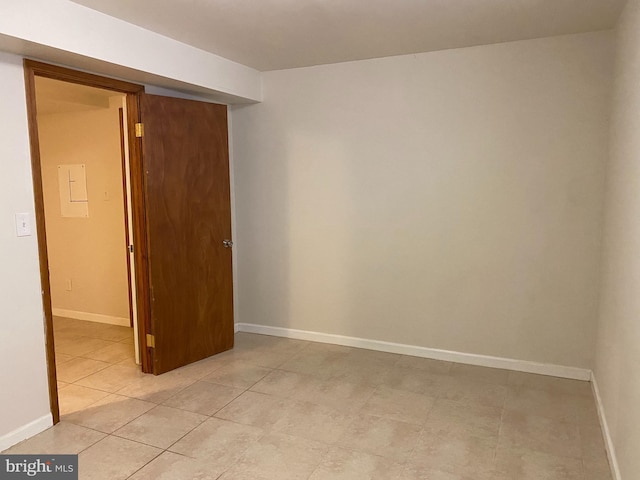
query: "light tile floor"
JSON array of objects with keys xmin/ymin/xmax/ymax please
[{"xmin": 3, "ymin": 317, "xmax": 612, "ymax": 480}]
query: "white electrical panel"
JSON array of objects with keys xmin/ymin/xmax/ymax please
[{"xmin": 58, "ymin": 164, "xmax": 89, "ymax": 218}]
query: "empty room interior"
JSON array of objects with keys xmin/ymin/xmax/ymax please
[{"xmin": 1, "ymin": 1, "xmax": 639, "ymax": 479}]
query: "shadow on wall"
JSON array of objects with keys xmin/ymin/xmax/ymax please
[{"xmin": 231, "ymin": 104, "xmax": 292, "ymax": 330}]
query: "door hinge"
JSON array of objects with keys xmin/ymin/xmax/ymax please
[
  {"xmin": 135, "ymin": 123, "xmax": 144, "ymax": 138},
  {"xmin": 146, "ymin": 333, "xmax": 155, "ymax": 348},
  {"xmin": 128, "ymin": 244, "xmax": 134, "ymax": 253}
]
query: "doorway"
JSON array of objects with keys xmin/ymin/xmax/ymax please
[
  {"xmin": 24, "ymin": 61, "xmax": 151, "ymax": 424},
  {"xmin": 34, "ymin": 76, "xmax": 142, "ymax": 418},
  {"xmin": 24, "ymin": 60, "xmax": 235, "ymax": 425}
]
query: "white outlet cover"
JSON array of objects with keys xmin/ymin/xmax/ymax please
[{"xmin": 15, "ymin": 212, "xmax": 31, "ymax": 237}]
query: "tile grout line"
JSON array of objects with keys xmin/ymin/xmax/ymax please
[{"xmin": 49, "ymin": 327, "xmax": 604, "ymax": 479}]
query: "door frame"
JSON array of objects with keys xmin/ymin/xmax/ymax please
[{"xmin": 23, "ymin": 60, "xmax": 153, "ymax": 424}]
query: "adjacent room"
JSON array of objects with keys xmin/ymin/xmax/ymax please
[
  {"xmin": 1, "ymin": 1, "xmax": 639, "ymax": 479},
  {"xmin": 35, "ymin": 77, "xmax": 142, "ymax": 413}
]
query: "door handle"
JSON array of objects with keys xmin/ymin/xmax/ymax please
[{"xmin": 222, "ymin": 239, "xmax": 233, "ymax": 248}]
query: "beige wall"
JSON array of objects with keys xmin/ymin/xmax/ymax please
[
  {"xmin": 232, "ymin": 31, "xmax": 612, "ymax": 369},
  {"xmin": 0, "ymin": 52, "xmax": 52, "ymax": 449},
  {"xmin": 595, "ymin": 0, "xmax": 640, "ymax": 478},
  {"xmin": 38, "ymin": 103, "xmax": 130, "ymax": 322}
]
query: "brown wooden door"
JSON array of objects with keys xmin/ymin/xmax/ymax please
[{"xmin": 140, "ymin": 93, "xmax": 234, "ymax": 374}]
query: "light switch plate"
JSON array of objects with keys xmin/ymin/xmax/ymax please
[{"xmin": 15, "ymin": 212, "xmax": 32, "ymax": 237}]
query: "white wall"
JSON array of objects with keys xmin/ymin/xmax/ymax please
[
  {"xmin": 0, "ymin": 52, "xmax": 52, "ymax": 450},
  {"xmin": 594, "ymin": 0, "xmax": 640, "ymax": 478},
  {"xmin": 232, "ymin": 31, "xmax": 612, "ymax": 369},
  {"xmin": 39, "ymin": 104, "xmax": 130, "ymax": 324}
]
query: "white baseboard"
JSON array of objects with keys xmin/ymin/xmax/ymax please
[
  {"xmin": 591, "ymin": 373, "xmax": 621, "ymax": 480},
  {"xmin": 234, "ymin": 323, "xmax": 240, "ymax": 334},
  {"xmin": 236, "ymin": 323, "xmax": 591, "ymax": 381},
  {"xmin": 53, "ymin": 308, "xmax": 130, "ymax": 327},
  {"xmin": 0, "ymin": 414, "xmax": 52, "ymax": 452}
]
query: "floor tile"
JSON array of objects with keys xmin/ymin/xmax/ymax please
[
  {"xmin": 53, "ymin": 333, "xmax": 85, "ymax": 351},
  {"xmin": 272, "ymin": 400, "xmax": 355, "ymax": 444},
  {"xmin": 163, "ymin": 381, "xmax": 243, "ymax": 415},
  {"xmin": 309, "ymin": 447, "xmax": 405, "ymax": 480},
  {"xmin": 507, "ymin": 372, "xmax": 592, "ymax": 397},
  {"xmin": 233, "ymin": 333, "xmax": 308, "ymax": 357},
  {"xmin": 500, "ymin": 410, "xmax": 581, "ymax": 459},
  {"xmin": 56, "ymin": 357, "xmax": 111, "ymax": 383},
  {"xmin": 56, "ymin": 336, "xmax": 117, "ymax": 357},
  {"xmin": 251, "ymin": 369, "xmax": 316, "ymax": 398},
  {"xmin": 118, "ymin": 330, "xmax": 136, "ymax": 344},
  {"xmin": 359, "ymin": 387, "xmax": 435, "ymax": 425},
  {"xmin": 118, "ymin": 355, "xmax": 138, "ymax": 367},
  {"xmin": 293, "ymin": 377, "xmax": 376, "ymax": 414},
  {"xmin": 78, "ymin": 435, "xmax": 161, "ymax": 480},
  {"xmin": 2, "ymin": 422, "xmax": 105, "ymax": 454},
  {"xmin": 80, "ymin": 323, "xmax": 133, "ymax": 343},
  {"xmin": 81, "ymin": 342, "xmax": 134, "ymax": 364},
  {"xmin": 493, "ymin": 446, "xmax": 583, "ymax": 480},
  {"xmin": 345, "ymin": 349, "xmax": 401, "ymax": 368},
  {"xmin": 227, "ymin": 346, "xmax": 300, "ymax": 369},
  {"xmin": 113, "ymin": 405, "xmax": 207, "ymax": 449},
  {"xmin": 59, "ymin": 384, "xmax": 110, "ymax": 415},
  {"xmin": 440, "ymin": 377, "xmax": 508, "ymax": 408},
  {"xmin": 504, "ymin": 386, "xmax": 578, "ymax": 423},
  {"xmin": 128, "ymin": 451, "xmax": 228, "ymax": 480},
  {"xmin": 575, "ymin": 396, "xmax": 601, "ymax": 427},
  {"xmin": 220, "ymin": 432, "xmax": 327, "ymax": 480},
  {"xmin": 409, "ymin": 426, "xmax": 497, "ymax": 478},
  {"xmin": 201, "ymin": 361, "xmax": 271, "ymax": 389},
  {"xmin": 399, "ymin": 464, "xmax": 475, "ymax": 480},
  {"xmin": 215, "ymin": 391, "xmax": 289, "ymax": 428},
  {"xmin": 395, "ymin": 356, "xmax": 452, "ymax": 375},
  {"xmin": 168, "ymin": 355, "xmax": 228, "ymax": 380},
  {"xmin": 63, "ymin": 394, "xmax": 155, "ymax": 433},
  {"xmin": 53, "ymin": 325, "xmax": 82, "ymax": 338},
  {"xmin": 332, "ymin": 362, "xmax": 393, "ymax": 387},
  {"xmin": 424, "ymin": 399, "xmax": 502, "ymax": 438},
  {"xmin": 14, "ymin": 325, "xmax": 613, "ymax": 480},
  {"xmin": 169, "ymin": 417, "xmax": 264, "ymax": 462},
  {"xmin": 337, "ymin": 414, "xmax": 421, "ymax": 461},
  {"xmin": 580, "ymin": 423, "xmax": 610, "ymax": 471},
  {"xmin": 53, "ymin": 316, "xmax": 86, "ymax": 329},
  {"xmin": 583, "ymin": 463, "xmax": 613, "ymax": 480},
  {"xmin": 116, "ymin": 370, "xmax": 195, "ymax": 404},
  {"xmin": 55, "ymin": 352, "xmax": 74, "ymax": 365},
  {"xmin": 75, "ymin": 364, "xmax": 146, "ymax": 393},
  {"xmin": 279, "ymin": 346, "xmax": 351, "ymax": 379},
  {"xmin": 379, "ymin": 366, "xmax": 450, "ymax": 397}
]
